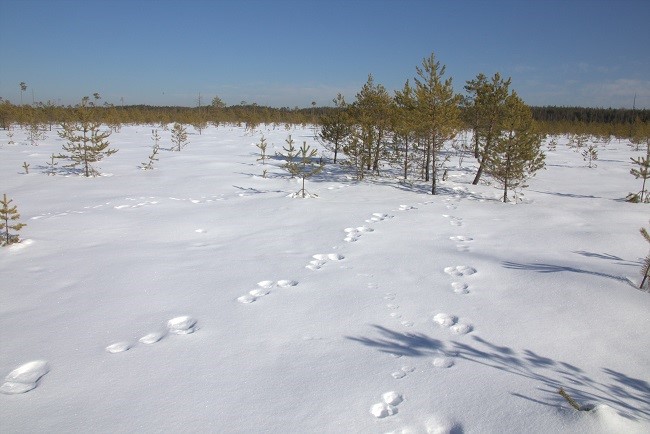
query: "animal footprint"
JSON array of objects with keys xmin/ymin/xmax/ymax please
[
  {"xmin": 366, "ymin": 212, "xmax": 393, "ymax": 222},
  {"xmin": 106, "ymin": 341, "xmax": 132, "ymax": 353},
  {"xmin": 397, "ymin": 204, "xmax": 416, "ymax": 211},
  {"xmin": 451, "ymin": 282, "xmax": 470, "ymax": 294},
  {"xmin": 344, "ymin": 226, "xmax": 374, "ymax": 242},
  {"xmin": 139, "ymin": 332, "xmax": 165, "ymax": 344},
  {"xmin": 433, "ymin": 313, "xmax": 457, "ymax": 327},
  {"xmin": 370, "ymin": 391, "xmax": 404, "ymax": 418},
  {"xmin": 0, "ymin": 361, "xmax": 50, "ymax": 394},
  {"xmin": 391, "ymin": 366, "xmax": 415, "ymax": 379},
  {"xmin": 450, "ymin": 323, "xmax": 473, "ymax": 335},
  {"xmin": 167, "ymin": 316, "xmax": 197, "ymax": 334},
  {"xmin": 307, "ymin": 253, "xmax": 345, "ymax": 269},
  {"xmin": 449, "ymin": 236, "xmax": 473, "ymax": 242},
  {"xmin": 432, "ymin": 357, "xmax": 455, "ymax": 368},
  {"xmin": 444, "ymin": 266, "xmax": 476, "ymax": 277},
  {"xmin": 239, "ymin": 280, "xmax": 298, "ymax": 302}
]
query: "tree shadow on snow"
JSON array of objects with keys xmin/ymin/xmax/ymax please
[
  {"xmin": 347, "ymin": 327, "xmax": 649, "ymax": 420},
  {"xmin": 502, "ymin": 261, "xmax": 635, "ymax": 286},
  {"xmin": 572, "ymin": 251, "xmax": 641, "ymax": 268}
]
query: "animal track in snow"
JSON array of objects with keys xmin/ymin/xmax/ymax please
[
  {"xmin": 433, "ymin": 313, "xmax": 457, "ymax": 327},
  {"xmin": 397, "ymin": 204, "xmax": 416, "ymax": 211},
  {"xmin": 238, "ymin": 280, "xmax": 299, "ymax": 303},
  {"xmin": 449, "ymin": 236, "xmax": 473, "ymax": 242},
  {"xmin": 444, "ymin": 266, "xmax": 476, "ymax": 277},
  {"xmin": 139, "ymin": 332, "xmax": 165, "ymax": 345},
  {"xmin": 391, "ymin": 365, "xmax": 415, "ymax": 379},
  {"xmin": 0, "ymin": 361, "xmax": 50, "ymax": 394},
  {"xmin": 343, "ymin": 226, "xmax": 374, "ymax": 242},
  {"xmin": 306, "ymin": 253, "xmax": 345, "ymax": 269},
  {"xmin": 365, "ymin": 212, "xmax": 394, "ymax": 223},
  {"xmin": 450, "ymin": 323, "xmax": 473, "ymax": 335},
  {"xmin": 432, "ymin": 357, "xmax": 455, "ymax": 368},
  {"xmin": 370, "ymin": 391, "xmax": 404, "ymax": 418},
  {"xmin": 106, "ymin": 342, "xmax": 131, "ymax": 353},
  {"xmin": 451, "ymin": 282, "xmax": 470, "ymax": 294},
  {"xmin": 442, "ymin": 214, "xmax": 463, "ymax": 226},
  {"xmin": 167, "ymin": 316, "xmax": 197, "ymax": 334}
]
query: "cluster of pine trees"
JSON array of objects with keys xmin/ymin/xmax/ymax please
[{"xmin": 319, "ymin": 53, "xmax": 546, "ymax": 202}]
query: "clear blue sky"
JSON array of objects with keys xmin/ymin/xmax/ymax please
[{"xmin": 1, "ymin": 0, "xmax": 648, "ymax": 108}]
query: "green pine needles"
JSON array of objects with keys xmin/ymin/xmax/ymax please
[
  {"xmin": 627, "ymin": 142, "xmax": 650, "ymax": 203},
  {"xmin": 641, "ymin": 221, "xmax": 650, "ymax": 289},
  {"xmin": 57, "ymin": 96, "xmax": 117, "ymax": 177},
  {"xmin": 280, "ymin": 136, "xmax": 324, "ymax": 198},
  {"xmin": 1, "ymin": 193, "xmax": 26, "ymax": 246}
]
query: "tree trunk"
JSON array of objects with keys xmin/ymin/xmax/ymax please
[{"xmin": 403, "ymin": 139, "xmax": 409, "ymax": 180}]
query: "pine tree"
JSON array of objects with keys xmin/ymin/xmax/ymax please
[
  {"xmin": 281, "ymin": 141, "xmax": 324, "ymax": 198},
  {"xmin": 1, "ymin": 193, "xmax": 26, "ymax": 246},
  {"xmin": 628, "ymin": 142, "xmax": 650, "ymax": 203},
  {"xmin": 393, "ymin": 80, "xmax": 419, "ymax": 180},
  {"xmin": 57, "ymin": 97, "xmax": 117, "ymax": 177},
  {"xmin": 279, "ymin": 135, "xmax": 298, "ymax": 177},
  {"xmin": 640, "ymin": 222, "xmax": 650, "ymax": 289},
  {"xmin": 171, "ymin": 122, "xmax": 188, "ymax": 151},
  {"xmin": 464, "ymin": 73, "xmax": 511, "ymax": 185},
  {"xmin": 256, "ymin": 134, "xmax": 268, "ymax": 164},
  {"xmin": 318, "ymin": 93, "xmax": 351, "ymax": 164},
  {"xmin": 486, "ymin": 93, "xmax": 545, "ymax": 202},
  {"xmin": 414, "ymin": 52, "xmax": 461, "ymax": 194},
  {"xmin": 349, "ymin": 74, "xmax": 393, "ymax": 175},
  {"xmin": 45, "ymin": 153, "xmax": 58, "ymax": 175}
]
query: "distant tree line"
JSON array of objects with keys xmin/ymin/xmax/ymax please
[{"xmin": 1, "ymin": 95, "xmax": 647, "ymax": 139}]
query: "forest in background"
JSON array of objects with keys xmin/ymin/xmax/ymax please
[{"xmin": 0, "ymin": 96, "xmax": 648, "ymax": 139}]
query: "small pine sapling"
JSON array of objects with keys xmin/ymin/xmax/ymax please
[
  {"xmin": 256, "ymin": 135, "xmax": 268, "ymax": 164},
  {"xmin": 627, "ymin": 143, "xmax": 650, "ymax": 203},
  {"xmin": 283, "ymin": 141, "xmax": 325, "ymax": 198},
  {"xmin": 141, "ymin": 130, "xmax": 161, "ymax": 170},
  {"xmin": 57, "ymin": 97, "xmax": 117, "ymax": 177},
  {"xmin": 581, "ymin": 144, "xmax": 598, "ymax": 168},
  {"xmin": 0, "ymin": 193, "xmax": 26, "ymax": 246},
  {"xmin": 640, "ymin": 222, "xmax": 650, "ymax": 289},
  {"xmin": 45, "ymin": 153, "xmax": 58, "ymax": 175},
  {"xmin": 22, "ymin": 161, "xmax": 30, "ymax": 174},
  {"xmin": 26, "ymin": 120, "xmax": 46, "ymax": 146},
  {"xmin": 279, "ymin": 135, "xmax": 298, "ymax": 178},
  {"xmin": 6, "ymin": 128, "xmax": 15, "ymax": 144},
  {"xmin": 171, "ymin": 123, "xmax": 188, "ymax": 151}
]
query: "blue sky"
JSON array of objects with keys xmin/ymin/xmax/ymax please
[{"xmin": 1, "ymin": 0, "xmax": 648, "ymax": 108}]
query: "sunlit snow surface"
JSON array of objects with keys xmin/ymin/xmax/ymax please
[{"xmin": 1, "ymin": 125, "xmax": 648, "ymax": 433}]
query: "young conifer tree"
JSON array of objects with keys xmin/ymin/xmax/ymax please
[
  {"xmin": 414, "ymin": 52, "xmax": 461, "ymax": 194},
  {"xmin": 464, "ymin": 73, "xmax": 511, "ymax": 185},
  {"xmin": 1, "ymin": 193, "xmax": 26, "ymax": 246},
  {"xmin": 171, "ymin": 123, "xmax": 189, "ymax": 151},
  {"xmin": 486, "ymin": 93, "xmax": 545, "ymax": 202},
  {"xmin": 628, "ymin": 142, "xmax": 650, "ymax": 203},
  {"xmin": 286, "ymin": 141, "xmax": 325, "ymax": 198},
  {"xmin": 57, "ymin": 97, "xmax": 117, "ymax": 177},
  {"xmin": 640, "ymin": 221, "xmax": 650, "ymax": 289},
  {"xmin": 318, "ymin": 93, "xmax": 351, "ymax": 164}
]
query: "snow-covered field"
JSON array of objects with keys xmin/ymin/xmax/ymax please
[{"xmin": 1, "ymin": 125, "xmax": 648, "ymax": 433}]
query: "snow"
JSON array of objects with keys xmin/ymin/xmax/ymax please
[{"xmin": 1, "ymin": 125, "xmax": 649, "ymax": 433}]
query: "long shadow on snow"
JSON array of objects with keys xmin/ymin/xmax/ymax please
[
  {"xmin": 572, "ymin": 250, "xmax": 642, "ymax": 268},
  {"xmin": 502, "ymin": 261, "xmax": 635, "ymax": 286},
  {"xmin": 347, "ymin": 327, "xmax": 649, "ymax": 420}
]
